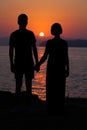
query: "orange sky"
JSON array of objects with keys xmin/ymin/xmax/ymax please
[{"xmin": 0, "ymin": 0, "xmax": 87, "ymax": 39}]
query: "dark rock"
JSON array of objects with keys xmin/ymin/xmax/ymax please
[{"xmin": 0, "ymin": 91, "xmax": 87, "ymax": 129}]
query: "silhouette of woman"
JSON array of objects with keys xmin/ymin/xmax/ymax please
[{"xmin": 36, "ymin": 23, "xmax": 69, "ymax": 114}]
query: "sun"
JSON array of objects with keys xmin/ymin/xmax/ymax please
[{"xmin": 39, "ymin": 32, "xmax": 44, "ymax": 37}]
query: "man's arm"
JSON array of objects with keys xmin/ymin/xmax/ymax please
[
  {"xmin": 32, "ymin": 41, "xmax": 38, "ymax": 64},
  {"xmin": 9, "ymin": 34, "xmax": 15, "ymax": 73}
]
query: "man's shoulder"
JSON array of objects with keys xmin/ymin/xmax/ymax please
[
  {"xmin": 26, "ymin": 29, "xmax": 36, "ymax": 42},
  {"xmin": 26, "ymin": 29, "xmax": 34, "ymax": 35},
  {"xmin": 10, "ymin": 29, "xmax": 35, "ymax": 36},
  {"xmin": 10, "ymin": 30, "xmax": 19, "ymax": 36}
]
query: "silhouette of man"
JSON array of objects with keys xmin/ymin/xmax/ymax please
[
  {"xmin": 9, "ymin": 14, "xmax": 38, "ymax": 102},
  {"xmin": 35, "ymin": 23, "xmax": 69, "ymax": 115}
]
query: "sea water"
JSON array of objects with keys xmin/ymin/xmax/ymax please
[{"xmin": 0, "ymin": 46, "xmax": 87, "ymax": 101}]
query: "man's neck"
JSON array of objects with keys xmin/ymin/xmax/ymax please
[{"xmin": 19, "ymin": 26, "xmax": 26, "ymax": 30}]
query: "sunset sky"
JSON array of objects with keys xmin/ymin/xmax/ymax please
[{"xmin": 0, "ymin": 0, "xmax": 87, "ymax": 39}]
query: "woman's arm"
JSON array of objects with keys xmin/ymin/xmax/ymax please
[
  {"xmin": 65, "ymin": 42, "xmax": 69, "ymax": 77},
  {"xmin": 35, "ymin": 43, "xmax": 49, "ymax": 72},
  {"xmin": 39, "ymin": 43, "xmax": 49, "ymax": 66}
]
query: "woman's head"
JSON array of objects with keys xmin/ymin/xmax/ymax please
[{"xmin": 51, "ymin": 23, "xmax": 62, "ymax": 36}]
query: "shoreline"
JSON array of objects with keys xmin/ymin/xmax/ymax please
[
  {"xmin": 0, "ymin": 90, "xmax": 87, "ymax": 129},
  {"xmin": 0, "ymin": 90, "xmax": 87, "ymax": 114}
]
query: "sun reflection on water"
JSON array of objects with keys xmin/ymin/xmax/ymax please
[{"xmin": 32, "ymin": 47, "xmax": 46, "ymax": 101}]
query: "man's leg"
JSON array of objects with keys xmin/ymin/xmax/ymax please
[
  {"xmin": 25, "ymin": 73, "xmax": 32, "ymax": 103},
  {"xmin": 15, "ymin": 73, "xmax": 23, "ymax": 96}
]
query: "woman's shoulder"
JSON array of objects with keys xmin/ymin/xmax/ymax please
[
  {"xmin": 46, "ymin": 38, "xmax": 56, "ymax": 44},
  {"xmin": 47, "ymin": 38, "xmax": 67, "ymax": 43},
  {"xmin": 47, "ymin": 39, "xmax": 53, "ymax": 43},
  {"xmin": 45, "ymin": 39, "xmax": 54, "ymax": 47},
  {"xmin": 46, "ymin": 38, "xmax": 68, "ymax": 48},
  {"xmin": 60, "ymin": 38, "xmax": 68, "ymax": 46},
  {"xmin": 44, "ymin": 38, "xmax": 51, "ymax": 44},
  {"xmin": 60, "ymin": 38, "xmax": 67, "ymax": 42}
]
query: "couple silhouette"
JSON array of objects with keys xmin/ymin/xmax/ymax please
[{"xmin": 9, "ymin": 13, "xmax": 69, "ymax": 114}]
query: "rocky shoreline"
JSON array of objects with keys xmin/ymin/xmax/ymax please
[{"xmin": 0, "ymin": 90, "xmax": 87, "ymax": 129}]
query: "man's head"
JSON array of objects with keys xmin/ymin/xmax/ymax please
[{"xmin": 17, "ymin": 14, "xmax": 28, "ymax": 28}]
